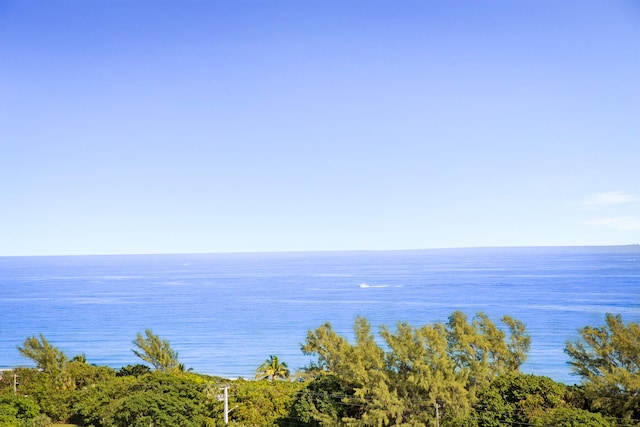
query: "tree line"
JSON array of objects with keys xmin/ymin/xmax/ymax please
[{"xmin": 0, "ymin": 312, "xmax": 638, "ymax": 426}]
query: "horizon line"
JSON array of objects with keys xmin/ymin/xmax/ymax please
[{"xmin": 2, "ymin": 243, "xmax": 638, "ymax": 258}]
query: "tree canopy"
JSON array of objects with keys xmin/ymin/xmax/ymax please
[
  {"xmin": 255, "ymin": 355, "xmax": 291, "ymax": 381},
  {"xmin": 17, "ymin": 334, "xmax": 68, "ymax": 374},
  {"xmin": 565, "ymin": 313, "xmax": 640, "ymax": 420},
  {"xmin": 300, "ymin": 311, "xmax": 531, "ymax": 426},
  {"xmin": 3, "ymin": 314, "xmax": 635, "ymax": 426},
  {"xmin": 131, "ymin": 329, "xmax": 180, "ymax": 373}
]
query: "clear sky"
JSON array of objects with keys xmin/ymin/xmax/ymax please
[{"xmin": 1, "ymin": 0, "xmax": 639, "ymax": 256}]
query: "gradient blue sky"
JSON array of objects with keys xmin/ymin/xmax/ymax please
[{"xmin": 1, "ymin": 1, "xmax": 639, "ymax": 256}]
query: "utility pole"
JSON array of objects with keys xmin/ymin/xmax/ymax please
[
  {"xmin": 13, "ymin": 372, "xmax": 18, "ymax": 395},
  {"xmin": 217, "ymin": 385, "xmax": 238, "ymax": 424},
  {"xmin": 223, "ymin": 386, "xmax": 229, "ymax": 424}
]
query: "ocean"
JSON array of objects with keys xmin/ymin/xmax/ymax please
[{"xmin": 1, "ymin": 246, "xmax": 638, "ymax": 384}]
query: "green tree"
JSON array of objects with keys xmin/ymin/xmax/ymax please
[
  {"xmin": 302, "ymin": 318, "xmax": 390, "ymax": 426},
  {"xmin": 112, "ymin": 374, "xmax": 206, "ymax": 427},
  {"xmin": 445, "ymin": 312, "xmax": 531, "ymax": 402},
  {"xmin": 113, "ymin": 390, "xmax": 201, "ymax": 427},
  {"xmin": 291, "ymin": 374, "xmax": 357, "ymax": 426},
  {"xmin": 70, "ymin": 375, "xmax": 137, "ymax": 427},
  {"xmin": 221, "ymin": 379, "xmax": 303, "ymax": 426},
  {"xmin": 71, "ymin": 353, "xmax": 87, "ymax": 363},
  {"xmin": 256, "ymin": 355, "xmax": 291, "ymax": 381},
  {"xmin": 474, "ymin": 373, "xmax": 615, "ymax": 427},
  {"xmin": 64, "ymin": 359, "xmax": 115, "ymax": 390},
  {"xmin": 502, "ymin": 315, "xmax": 532, "ymax": 371},
  {"xmin": 71, "ymin": 373, "xmax": 208, "ymax": 427},
  {"xmin": 565, "ymin": 313, "xmax": 640, "ymax": 420},
  {"xmin": 380, "ymin": 320, "xmax": 467, "ymax": 426},
  {"xmin": 6, "ymin": 369, "xmax": 72, "ymax": 422},
  {"xmin": 116, "ymin": 364, "xmax": 152, "ymax": 377},
  {"xmin": 0, "ymin": 394, "xmax": 41, "ymax": 426},
  {"xmin": 132, "ymin": 329, "xmax": 180, "ymax": 372},
  {"xmin": 301, "ymin": 313, "xmax": 525, "ymax": 426},
  {"xmin": 474, "ymin": 373, "xmax": 566, "ymax": 427},
  {"xmin": 17, "ymin": 335, "xmax": 68, "ymax": 374},
  {"xmin": 531, "ymin": 406, "xmax": 612, "ymax": 427}
]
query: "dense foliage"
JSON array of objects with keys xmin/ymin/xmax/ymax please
[
  {"xmin": 297, "ymin": 312, "xmax": 531, "ymax": 425},
  {"xmin": 0, "ymin": 314, "xmax": 637, "ymax": 426},
  {"xmin": 565, "ymin": 313, "xmax": 640, "ymax": 421},
  {"xmin": 474, "ymin": 373, "xmax": 612, "ymax": 427}
]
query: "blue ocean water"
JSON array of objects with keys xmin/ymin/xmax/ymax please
[{"xmin": 1, "ymin": 246, "xmax": 638, "ymax": 384}]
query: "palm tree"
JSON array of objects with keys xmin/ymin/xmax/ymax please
[{"xmin": 255, "ymin": 355, "xmax": 290, "ymax": 381}]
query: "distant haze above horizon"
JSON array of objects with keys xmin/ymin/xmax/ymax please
[
  {"xmin": 1, "ymin": 1, "xmax": 639, "ymax": 257},
  {"xmin": 2, "ymin": 244, "xmax": 638, "ymax": 259}
]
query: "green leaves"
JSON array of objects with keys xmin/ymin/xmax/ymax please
[
  {"xmin": 532, "ymin": 406, "xmax": 612, "ymax": 427},
  {"xmin": 566, "ymin": 313, "xmax": 640, "ymax": 379},
  {"xmin": 475, "ymin": 373, "xmax": 565, "ymax": 426},
  {"xmin": 0, "ymin": 394, "xmax": 41, "ymax": 426},
  {"xmin": 73, "ymin": 373, "xmax": 208, "ymax": 427},
  {"xmin": 17, "ymin": 335, "xmax": 68, "ymax": 374},
  {"xmin": 132, "ymin": 329, "xmax": 180, "ymax": 373},
  {"xmin": 6, "ymin": 314, "xmax": 635, "ymax": 426},
  {"xmin": 229, "ymin": 378, "xmax": 304, "ymax": 425},
  {"xmin": 255, "ymin": 355, "xmax": 291, "ymax": 381},
  {"xmin": 475, "ymin": 374, "xmax": 615, "ymax": 427},
  {"xmin": 302, "ymin": 321, "xmax": 352, "ymax": 375},
  {"xmin": 292, "ymin": 374, "xmax": 354, "ymax": 426},
  {"xmin": 301, "ymin": 311, "xmax": 531, "ymax": 426},
  {"xmin": 565, "ymin": 313, "xmax": 640, "ymax": 420}
]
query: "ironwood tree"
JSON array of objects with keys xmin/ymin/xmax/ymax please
[
  {"xmin": 17, "ymin": 334, "xmax": 68, "ymax": 374},
  {"xmin": 565, "ymin": 313, "xmax": 640, "ymax": 420},
  {"xmin": 132, "ymin": 329, "xmax": 180, "ymax": 373},
  {"xmin": 300, "ymin": 311, "xmax": 531, "ymax": 426}
]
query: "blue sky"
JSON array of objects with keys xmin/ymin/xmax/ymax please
[{"xmin": 1, "ymin": 0, "xmax": 639, "ymax": 256}]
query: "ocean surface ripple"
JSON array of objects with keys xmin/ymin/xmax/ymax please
[{"xmin": 1, "ymin": 246, "xmax": 638, "ymax": 384}]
